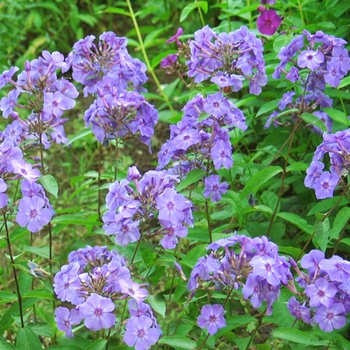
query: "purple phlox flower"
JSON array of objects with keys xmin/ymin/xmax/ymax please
[
  {"xmin": 242, "ymin": 274, "xmax": 263, "ymax": 308},
  {"xmin": 306, "ymin": 278, "xmax": 338, "ymax": 307},
  {"xmin": 319, "ymin": 255, "xmax": 350, "ymax": 283},
  {"xmin": 78, "ymin": 293, "xmax": 116, "ymax": 331},
  {"xmin": 128, "ymin": 300, "xmax": 153, "ymax": 318},
  {"xmin": 119, "ymin": 279, "xmax": 148, "ymax": 303},
  {"xmin": 331, "ymin": 46, "xmax": 350, "ymax": 75},
  {"xmin": 257, "ymin": 9, "xmax": 282, "ymax": 35},
  {"xmin": 278, "ymin": 91, "xmax": 295, "ymax": 111},
  {"xmin": 156, "ymin": 187, "xmax": 188, "ymax": 225},
  {"xmin": 203, "ymin": 92, "xmax": 232, "ymax": 119},
  {"xmin": 41, "ymin": 50, "xmax": 67, "ymax": 70},
  {"xmin": 160, "ymin": 54, "xmax": 178, "ymax": 70},
  {"xmin": 207, "ymin": 233, "xmax": 246, "ymax": 251},
  {"xmin": 0, "ymin": 142, "xmax": 23, "ymax": 173},
  {"xmin": 203, "ymin": 175, "xmax": 228, "ymax": 202},
  {"xmin": 124, "ymin": 316, "xmax": 160, "ymax": 350},
  {"xmin": 0, "ymin": 66, "xmax": 19, "ymax": 88},
  {"xmin": 166, "ymin": 27, "xmax": 183, "ymax": 44},
  {"xmin": 247, "ymin": 236, "xmax": 279, "ymax": 258},
  {"xmin": 249, "ymin": 72, "xmax": 268, "ymax": 95},
  {"xmin": 324, "ymin": 62, "xmax": 343, "ymax": 88},
  {"xmin": 0, "ymin": 178, "xmax": 8, "ymax": 209},
  {"xmin": 127, "ymin": 166, "xmax": 142, "ymax": 181},
  {"xmin": 159, "ymin": 220, "xmax": 188, "ymax": 249},
  {"xmin": 44, "ymin": 91, "xmax": 76, "ymax": 118},
  {"xmin": 286, "ymin": 66, "xmax": 300, "ymax": 82},
  {"xmin": 287, "ymin": 297, "xmax": 311, "ymax": 323},
  {"xmin": 110, "ymin": 217, "xmax": 141, "ymax": 247},
  {"xmin": 304, "ymin": 161, "xmax": 325, "ymax": 188},
  {"xmin": 314, "ymin": 171, "xmax": 339, "ymax": 199},
  {"xmin": 249, "ymin": 255, "xmax": 282, "ymax": 287},
  {"xmin": 197, "ymin": 304, "xmax": 226, "ymax": 335},
  {"xmin": 3, "ymin": 120, "xmax": 24, "ymax": 145},
  {"xmin": 16, "ymin": 195, "xmax": 52, "ymax": 233},
  {"xmin": 300, "ymin": 249, "xmax": 325, "ymax": 276},
  {"xmin": 0, "ymin": 90, "xmax": 21, "ymax": 119},
  {"xmin": 21, "ymin": 179, "xmax": 45, "ymax": 198},
  {"xmin": 211, "ymin": 139, "xmax": 233, "ymax": 169},
  {"xmin": 188, "ymin": 254, "xmax": 221, "ymax": 290},
  {"xmin": 51, "ymin": 125, "xmax": 68, "ymax": 145},
  {"xmin": 10, "ymin": 159, "xmax": 40, "ymax": 183},
  {"xmin": 314, "ymin": 303, "xmax": 346, "ymax": 332},
  {"xmin": 105, "ymin": 179, "xmax": 131, "ymax": 210},
  {"xmin": 173, "ymin": 127, "xmax": 201, "ymax": 151},
  {"xmin": 298, "ymin": 50, "xmax": 324, "ymax": 71},
  {"xmin": 210, "ymin": 72, "xmax": 244, "ymax": 92},
  {"xmin": 260, "ymin": 0, "xmax": 276, "ymax": 4},
  {"xmin": 55, "ymin": 306, "xmax": 81, "ymax": 338},
  {"xmin": 53, "ymin": 262, "xmax": 81, "ymax": 303}
]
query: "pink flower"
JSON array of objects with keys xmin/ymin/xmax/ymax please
[{"xmin": 257, "ymin": 9, "xmax": 282, "ymax": 35}]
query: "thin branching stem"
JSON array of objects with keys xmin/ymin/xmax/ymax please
[
  {"xmin": 3, "ymin": 210, "xmax": 24, "ymax": 328},
  {"xmin": 125, "ymin": 0, "xmax": 174, "ymax": 113}
]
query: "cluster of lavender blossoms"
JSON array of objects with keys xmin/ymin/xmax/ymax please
[
  {"xmin": 186, "ymin": 233, "xmax": 350, "ymax": 334},
  {"xmin": 68, "ymin": 32, "xmax": 158, "ymax": 150},
  {"xmin": 288, "ymin": 250, "xmax": 350, "ymax": 332},
  {"xmin": 54, "ymin": 245, "xmax": 161, "ymax": 348},
  {"xmin": 304, "ymin": 129, "xmax": 350, "ymax": 199},
  {"xmin": 188, "ymin": 234, "xmax": 292, "ymax": 321},
  {"xmin": 0, "ymin": 50, "xmax": 78, "ymax": 231},
  {"xmin": 266, "ymin": 30, "xmax": 350, "ymax": 130},
  {"xmin": 157, "ymin": 91, "xmax": 243, "ymax": 201},
  {"xmin": 102, "ymin": 166, "xmax": 193, "ymax": 249}
]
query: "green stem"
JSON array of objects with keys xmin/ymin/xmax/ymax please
[
  {"xmin": 296, "ymin": 0, "xmax": 304, "ymax": 27},
  {"xmin": 198, "ymin": 333, "xmax": 210, "ymax": 350},
  {"xmin": 125, "ymin": 0, "xmax": 174, "ymax": 112},
  {"xmin": 195, "ymin": 0, "xmax": 205, "ymax": 27},
  {"xmin": 247, "ymin": 0, "xmax": 253, "ymax": 29},
  {"xmin": 3, "ymin": 210, "xmax": 24, "ymax": 328},
  {"xmin": 205, "ymin": 200, "xmax": 213, "ymax": 243}
]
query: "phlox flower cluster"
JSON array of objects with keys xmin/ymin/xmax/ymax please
[
  {"xmin": 54, "ymin": 245, "xmax": 161, "ymax": 348},
  {"xmin": 157, "ymin": 91, "xmax": 244, "ymax": 199},
  {"xmin": 186, "ymin": 25, "xmax": 267, "ymax": 95},
  {"xmin": 69, "ymin": 32, "xmax": 158, "ymax": 150},
  {"xmin": 0, "ymin": 51, "xmax": 78, "ymax": 149},
  {"xmin": 187, "ymin": 233, "xmax": 291, "ymax": 316},
  {"xmin": 304, "ymin": 129, "xmax": 350, "ymax": 199},
  {"xmin": 288, "ymin": 250, "xmax": 350, "ymax": 332},
  {"xmin": 102, "ymin": 167, "xmax": 193, "ymax": 249},
  {"xmin": 266, "ymin": 30, "xmax": 349, "ymax": 129},
  {"xmin": 0, "ymin": 142, "xmax": 53, "ymax": 232}
]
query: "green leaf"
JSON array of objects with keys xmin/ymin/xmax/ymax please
[
  {"xmin": 163, "ymin": 78, "xmax": 180, "ymax": 99},
  {"xmin": 180, "ymin": 2, "xmax": 208, "ymax": 21},
  {"xmin": 0, "ymin": 337, "xmax": 16, "ymax": 350},
  {"xmin": 256, "ymin": 99, "xmax": 279, "ymax": 117},
  {"xmin": 40, "ymin": 174, "xmax": 58, "ymax": 198},
  {"xmin": 300, "ymin": 112, "xmax": 327, "ymax": 132},
  {"xmin": 158, "ymin": 336, "xmax": 197, "ymax": 350},
  {"xmin": 86, "ymin": 339, "xmax": 108, "ymax": 350},
  {"xmin": 338, "ymin": 76, "xmax": 350, "ymax": 89},
  {"xmin": 23, "ymin": 245, "xmax": 49, "ymax": 259},
  {"xmin": 239, "ymin": 166, "xmax": 283, "ymax": 199},
  {"xmin": 307, "ymin": 195, "xmax": 348, "ymax": 216},
  {"xmin": 331, "ymin": 206, "xmax": 350, "ymax": 239},
  {"xmin": 16, "ymin": 326, "xmax": 42, "ymax": 350},
  {"xmin": 66, "ymin": 129, "xmax": 92, "ymax": 146},
  {"xmin": 23, "ymin": 289, "xmax": 55, "ymax": 300},
  {"xmin": 104, "ymin": 7, "xmax": 130, "ymax": 16},
  {"xmin": 322, "ymin": 107, "xmax": 349, "ymax": 126},
  {"xmin": 176, "ymin": 169, "xmax": 205, "ymax": 192},
  {"xmin": 286, "ymin": 162, "xmax": 308, "ymax": 172},
  {"xmin": 277, "ymin": 212, "xmax": 314, "ymax": 235},
  {"xmin": 147, "ymin": 294, "xmax": 166, "ymax": 318},
  {"xmin": 271, "ymin": 328, "xmax": 327, "ymax": 346},
  {"xmin": 315, "ymin": 218, "xmax": 329, "ymax": 252}
]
